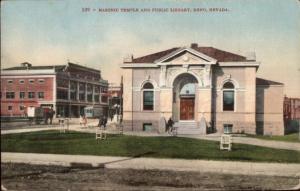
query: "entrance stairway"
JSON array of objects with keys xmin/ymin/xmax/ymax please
[{"xmin": 175, "ymin": 121, "xmax": 202, "ymax": 135}]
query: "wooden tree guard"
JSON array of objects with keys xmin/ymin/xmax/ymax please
[{"xmin": 220, "ymin": 134, "xmax": 232, "ymax": 151}]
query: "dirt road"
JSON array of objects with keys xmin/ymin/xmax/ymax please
[{"xmin": 1, "ymin": 163, "xmax": 299, "ymax": 191}]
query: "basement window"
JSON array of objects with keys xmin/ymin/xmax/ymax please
[
  {"xmin": 223, "ymin": 124, "xmax": 233, "ymax": 134},
  {"xmin": 143, "ymin": 123, "xmax": 152, "ymax": 131}
]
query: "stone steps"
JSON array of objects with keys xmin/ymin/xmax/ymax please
[{"xmin": 175, "ymin": 121, "xmax": 202, "ymax": 135}]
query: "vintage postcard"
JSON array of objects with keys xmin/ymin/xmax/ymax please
[{"xmin": 1, "ymin": 0, "xmax": 300, "ymax": 190}]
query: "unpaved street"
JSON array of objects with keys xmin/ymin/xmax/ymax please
[{"xmin": 1, "ymin": 163, "xmax": 299, "ymax": 191}]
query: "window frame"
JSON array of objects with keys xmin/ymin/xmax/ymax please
[
  {"xmin": 8, "ymin": 105, "xmax": 13, "ymax": 111},
  {"xmin": 142, "ymin": 82, "xmax": 154, "ymax": 111},
  {"xmin": 28, "ymin": 92, "xmax": 35, "ymax": 99},
  {"xmin": 223, "ymin": 124, "xmax": 233, "ymax": 134},
  {"xmin": 38, "ymin": 92, "xmax": 44, "ymax": 99},
  {"xmin": 38, "ymin": 79, "xmax": 45, "ymax": 84},
  {"xmin": 222, "ymin": 81, "xmax": 235, "ymax": 112},
  {"xmin": 19, "ymin": 92, "xmax": 25, "ymax": 99},
  {"xmin": 6, "ymin": 92, "xmax": 15, "ymax": 99},
  {"xmin": 19, "ymin": 105, "xmax": 25, "ymax": 111}
]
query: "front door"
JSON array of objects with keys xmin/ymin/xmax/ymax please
[{"xmin": 180, "ymin": 98, "xmax": 195, "ymax": 120}]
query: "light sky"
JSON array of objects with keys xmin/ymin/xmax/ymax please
[{"xmin": 1, "ymin": 0, "xmax": 300, "ymax": 97}]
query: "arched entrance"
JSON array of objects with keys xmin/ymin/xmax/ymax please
[{"xmin": 172, "ymin": 73, "xmax": 198, "ymax": 121}]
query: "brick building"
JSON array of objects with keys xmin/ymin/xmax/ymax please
[
  {"xmin": 283, "ymin": 96, "xmax": 300, "ymax": 133},
  {"xmin": 284, "ymin": 96, "xmax": 300, "ymax": 121},
  {"xmin": 1, "ymin": 62, "xmax": 108, "ymax": 118}
]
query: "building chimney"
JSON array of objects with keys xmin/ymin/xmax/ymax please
[
  {"xmin": 191, "ymin": 43, "xmax": 198, "ymax": 49},
  {"xmin": 123, "ymin": 54, "xmax": 134, "ymax": 63},
  {"xmin": 21, "ymin": 62, "xmax": 32, "ymax": 68}
]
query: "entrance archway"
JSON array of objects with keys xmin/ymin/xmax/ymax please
[{"xmin": 172, "ymin": 73, "xmax": 198, "ymax": 121}]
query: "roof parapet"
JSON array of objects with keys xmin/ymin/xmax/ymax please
[{"xmin": 190, "ymin": 43, "xmax": 198, "ymax": 49}]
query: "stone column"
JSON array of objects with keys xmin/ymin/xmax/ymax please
[
  {"xmin": 203, "ymin": 65, "xmax": 211, "ymax": 87},
  {"xmin": 122, "ymin": 68, "xmax": 133, "ymax": 131},
  {"xmin": 76, "ymin": 82, "xmax": 79, "ymax": 101},
  {"xmin": 92, "ymin": 85, "xmax": 95, "ymax": 103},
  {"xmin": 68, "ymin": 80, "xmax": 71, "ymax": 117},
  {"xmin": 85, "ymin": 83, "xmax": 87, "ymax": 102},
  {"xmin": 159, "ymin": 88, "xmax": 172, "ymax": 133},
  {"xmin": 197, "ymin": 88, "xmax": 212, "ymax": 131},
  {"xmin": 244, "ymin": 67, "xmax": 257, "ymax": 134},
  {"xmin": 68, "ymin": 80, "xmax": 71, "ymax": 100},
  {"xmin": 159, "ymin": 65, "xmax": 167, "ymax": 87},
  {"xmin": 69, "ymin": 105, "xmax": 71, "ymax": 118}
]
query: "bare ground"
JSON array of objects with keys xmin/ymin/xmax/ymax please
[{"xmin": 1, "ymin": 163, "xmax": 299, "ymax": 191}]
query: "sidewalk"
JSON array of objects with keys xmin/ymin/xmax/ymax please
[
  {"xmin": 0, "ymin": 120, "xmax": 99, "ymax": 135},
  {"xmin": 1, "ymin": 122, "xmax": 300, "ymax": 151},
  {"xmin": 180, "ymin": 135, "xmax": 300, "ymax": 152},
  {"xmin": 2, "ymin": 152, "xmax": 300, "ymax": 177}
]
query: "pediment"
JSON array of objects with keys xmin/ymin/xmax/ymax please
[{"xmin": 155, "ymin": 47, "xmax": 217, "ymax": 65}]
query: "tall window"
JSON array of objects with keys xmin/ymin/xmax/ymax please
[
  {"xmin": 57, "ymin": 90, "xmax": 68, "ymax": 100},
  {"xmin": 70, "ymin": 81, "xmax": 77, "ymax": 100},
  {"xmin": 6, "ymin": 92, "xmax": 15, "ymax": 99},
  {"xmin": 223, "ymin": 82, "xmax": 235, "ymax": 111},
  {"xmin": 20, "ymin": 92, "xmax": 25, "ymax": 99},
  {"xmin": 20, "ymin": 105, "xmax": 25, "ymax": 111},
  {"xmin": 28, "ymin": 92, "xmax": 35, "ymax": 99},
  {"xmin": 143, "ymin": 82, "xmax": 154, "ymax": 111},
  {"xmin": 38, "ymin": 92, "xmax": 44, "ymax": 99},
  {"xmin": 94, "ymin": 95, "xmax": 100, "ymax": 102}
]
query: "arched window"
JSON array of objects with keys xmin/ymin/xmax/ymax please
[
  {"xmin": 142, "ymin": 82, "xmax": 154, "ymax": 110},
  {"xmin": 223, "ymin": 82, "xmax": 235, "ymax": 111}
]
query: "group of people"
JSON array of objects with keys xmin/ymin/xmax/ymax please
[
  {"xmin": 79, "ymin": 114, "xmax": 108, "ymax": 129},
  {"xmin": 46, "ymin": 108, "xmax": 173, "ymax": 132}
]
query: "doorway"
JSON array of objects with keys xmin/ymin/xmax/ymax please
[{"xmin": 180, "ymin": 98, "xmax": 195, "ymax": 120}]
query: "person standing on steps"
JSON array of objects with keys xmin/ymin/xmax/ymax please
[{"xmin": 166, "ymin": 117, "xmax": 174, "ymax": 133}]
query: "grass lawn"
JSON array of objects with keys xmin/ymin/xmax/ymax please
[
  {"xmin": 1, "ymin": 130, "xmax": 300, "ymax": 163},
  {"xmin": 246, "ymin": 133, "xmax": 300, "ymax": 143}
]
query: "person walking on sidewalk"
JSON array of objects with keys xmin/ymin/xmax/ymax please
[
  {"xmin": 79, "ymin": 115, "xmax": 84, "ymax": 127},
  {"xmin": 49, "ymin": 107, "xmax": 55, "ymax": 125},
  {"xmin": 103, "ymin": 115, "xmax": 108, "ymax": 130},
  {"xmin": 44, "ymin": 108, "xmax": 49, "ymax": 125},
  {"xmin": 98, "ymin": 115, "xmax": 103, "ymax": 128},
  {"xmin": 82, "ymin": 115, "xmax": 87, "ymax": 128}
]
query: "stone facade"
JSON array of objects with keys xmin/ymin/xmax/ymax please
[{"xmin": 121, "ymin": 44, "xmax": 284, "ymax": 135}]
